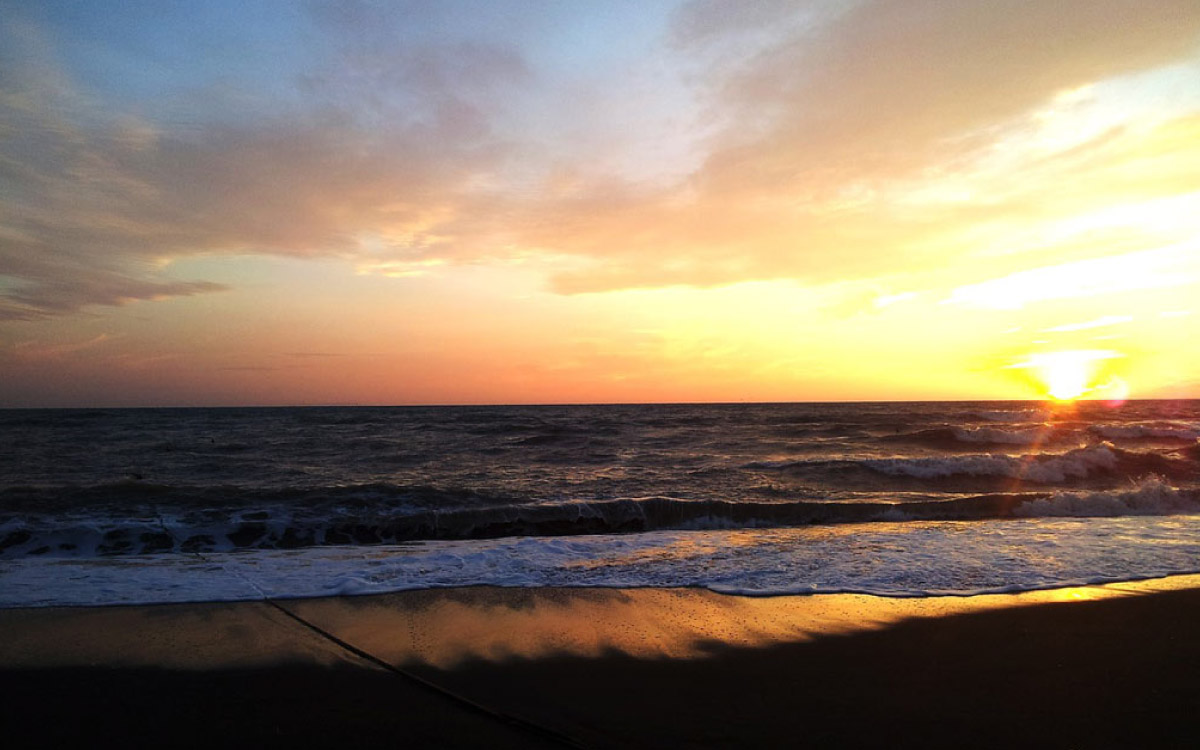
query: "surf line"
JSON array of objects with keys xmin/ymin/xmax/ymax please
[{"xmin": 153, "ymin": 512, "xmax": 582, "ymax": 748}]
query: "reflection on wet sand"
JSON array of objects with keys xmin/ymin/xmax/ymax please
[
  {"xmin": 1, "ymin": 575, "xmax": 1196, "ymax": 673},
  {"xmin": 5, "ymin": 577, "xmax": 1200, "ymax": 748},
  {"xmin": 284, "ymin": 576, "xmax": 1198, "ymax": 669}
]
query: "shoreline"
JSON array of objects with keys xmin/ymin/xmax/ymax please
[
  {"xmin": 4, "ymin": 575, "xmax": 1200, "ymax": 747},
  {"xmin": 5, "ymin": 565, "xmax": 1200, "ymax": 612}
]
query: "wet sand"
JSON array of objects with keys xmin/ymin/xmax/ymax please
[{"xmin": 3, "ymin": 577, "xmax": 1200, "ymax": 748}]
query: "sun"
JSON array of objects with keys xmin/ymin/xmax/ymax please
[
  {"xmin": 1008, "ymin": 350, "xmax": 1124, "ymax": 402},
  {"xmin": 1039, "ymin": 354, "xmax": 1090, "ymax": 401}
]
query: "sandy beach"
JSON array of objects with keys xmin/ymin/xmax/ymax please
[{"xmin": 3, "ymin": 576, "xmax": 1200, "ymax": 748}]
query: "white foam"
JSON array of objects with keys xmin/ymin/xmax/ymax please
[
  {"xmin": 1092, "ymin": 423, "xmax": 1200, "ymax": 441},
  {"xmin": 5, "ymin": 515, "xmax": 1200, "ymax": 607},
  {"xmin": 951, "ymin": 426, "xmax": 1051, "ymax": 445},
  {"xmin": 866, "ymin": 445, "xmax": 1117, "ymax": 483},
  {"xmin": 1014, "ymin": 476, "xmax": 1198, "ymax": 517}
]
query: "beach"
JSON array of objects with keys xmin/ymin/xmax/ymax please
[
  {"xmin": 4, "ymin": 576, "xmax": 1199, "ymax": 748},
  {"xmin": 7, "ymin": 1, "xmax": 1200, "ymax": 745}
]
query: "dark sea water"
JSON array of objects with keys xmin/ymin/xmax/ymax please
[{"xmin": 2, "ymin": 401, "xmax": 1199, "ymax": 606}]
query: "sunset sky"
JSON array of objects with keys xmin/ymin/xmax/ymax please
[{"xmin": 2, "ymin": 0, "xmax": 1199, "ymax": 406}]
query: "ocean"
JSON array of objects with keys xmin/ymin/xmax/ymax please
[{"xmin": 2, "ymin": 400, "xmax": 1198, "ymax": 607}]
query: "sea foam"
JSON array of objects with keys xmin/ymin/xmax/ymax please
[{"xmin": 4, "ymin": 515, "xmax": 1200, "ymax": 607}]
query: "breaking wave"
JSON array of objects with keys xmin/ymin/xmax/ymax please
[
  {"xmin": 882, "ymin": 425, "xmax": 1061, "ymax": 449},
  {"xmin": 4, "ymin": 479, "xmax": 1198, "ymax": 559},
  {"xmin": 1090, "ymin": 423, "xmax": 1200, "ymax": 442},
  {"xmin": 749, "ymin": 443, "xmax": 1197, "ymax": 489}
]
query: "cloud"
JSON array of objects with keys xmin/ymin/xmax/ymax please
[
  {"xmin": 519, "ymin": 0, "xmax": 1200, "ymax": 292},
  {"xmin": 4, "ymin": 332, "xmax": 113, "ymax": 362},
  {"xmin": 2, "ymin": 0, "xmax": 1199, "ymax": 319},
  {"xmin": 945, "ymin": 243, "xmax": 1198, "ymax": 311},
  {"xmin": 0, "ymin": 7, "xmax": 526, "ymax": 317},
  {"xmin": 698, "ymin": 0, "xmax": 1200, "ymax": 179},
  {"xmin": 1042, "ymin": 316, "xmax": 1133, "ymax": 333},
  {"xmin": 0, "ymin": 274, "xmax": 226, "ymax": 321}
]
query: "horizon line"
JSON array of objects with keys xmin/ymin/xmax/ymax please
[{"xmin": 2, "ymin": 396, "xmax": 1195, "ymax": 411}]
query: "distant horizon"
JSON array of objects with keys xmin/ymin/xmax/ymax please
[{"xmin": 4, "ymin": 395, "xmax": 1198, "ymax": 411}]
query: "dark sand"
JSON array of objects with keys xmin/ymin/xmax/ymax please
[{"xmin": 3, "ymin": 577, "xmax": 1199, "ymax": 748}]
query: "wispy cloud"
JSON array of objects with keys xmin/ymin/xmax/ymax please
[
  {"xmin": 946, "ymin": 244, "xmax": 1198, "ymax": 310},
  {"xmin": 1042, "ymin": 315, "xmax": 1133, "ymax": 333},
  {"xmin": 6, "ymin": 332, "xmax": 113, "ymax": 362}
]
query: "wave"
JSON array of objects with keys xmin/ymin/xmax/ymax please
[
  {"xmin": 881, "ymin": 425, "xmax": 1061, "ymax": 449},
  {"xmin": 0, "ymin": 481, "xmax": 522, "ymax": 514},
  {"xmin": 865, "ymin": 444, "xmax": 1120, "ymax": 483},
  {"xmin": 4, "ymin": 480, "xmax": 1199, "ymax": 560},
  {"xmin": 749, "ymin": 443, "xmax": 1198, "ymax": 488},
  {"xmin": 1014, "ymin": 476, "xmax": 1197, "ymax": 517},
  {"xmin": 966, "ymin": 407, "xmax": 1044, "ymax": 423},
  {"xmin": 880, "ymin": 423, "xmax": 1197, "ymax": 450},
  {"xmin": 1090, "ymin": 423, "xmax": 1200, "ymax": 442}
]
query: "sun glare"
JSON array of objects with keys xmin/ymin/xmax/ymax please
[
  {"xmin": 1008, "ymin": 350, "xmax": 1124, "ymax": 402},
  {"xmin": 1041, "ymin": 355, "xmax": 1089, "ymax": 401}
]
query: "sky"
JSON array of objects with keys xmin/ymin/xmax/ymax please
[{"xmin": 2, "ymin": 0, "xmax": 1199, "ymax": 407}]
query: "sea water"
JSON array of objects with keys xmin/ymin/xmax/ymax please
[{"xmin": 2, "ymin": 401, "xmax": 1198, "ymax": 606}]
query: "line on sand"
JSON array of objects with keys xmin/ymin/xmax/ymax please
[
  {"xmin": 264, "ymin": 597, "xmax": 583, "ymax": 748},
  {"xmin": 155, "ymin": 514, "xmax": 581, "ymax": 748}
]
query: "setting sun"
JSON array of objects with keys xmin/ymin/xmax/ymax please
[
  {"xmin": 1010, "ymin": 350, "xmax": 1124, "ymax": 401},
  {"xmin": 1043, "ymin": 356, "xmax": 1090, "ymax": 401}
]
